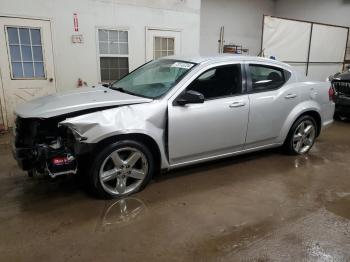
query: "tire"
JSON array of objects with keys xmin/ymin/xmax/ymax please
[
  {"xmin": 283, "ymin": 115, "xmax": 317, "ymax": 155},
  {"xmin": 88, "ymin": 140, "xmax": 155, "ymax": 199}
]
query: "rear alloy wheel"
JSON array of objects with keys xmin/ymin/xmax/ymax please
[
  {"xmin": 89, "ymin": 140, "xmax": 154, "ymax": 198},
  {"xmin": 285, "ymin": 115, "xmax": 317, "ymax": 155}
]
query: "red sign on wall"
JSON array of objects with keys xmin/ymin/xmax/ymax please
[{"xmin": 73, "ymin": 13, "xmax": 79, "ymax": 32}]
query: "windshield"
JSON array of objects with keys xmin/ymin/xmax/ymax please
[{"xmin": 110, "ymin": 59, "xmax": 196, "ymax": 98}]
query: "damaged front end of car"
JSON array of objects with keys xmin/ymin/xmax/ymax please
[
  {"xmin": 11, "ymin": 85, "xmax": 158, "ymax": 179},
  {"xmin": 12, "ymin": 115, "xmax": 89, "ymax": 178}
]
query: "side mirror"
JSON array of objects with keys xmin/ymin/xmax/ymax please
[
  {"xmin": 346, "ymin": 65, "xmax": 350, "ymax": 70},
  {"xmin": 102, "ymin": 83, "xmax": 110, "ymax": 88},
  {"xmin": 176, "ymin": 90, "xmax": 204, "ymax": 106}
]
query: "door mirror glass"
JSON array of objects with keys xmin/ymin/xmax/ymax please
[{"xmin": 176, "ymin": 90, "xmax": 204, "ymax": 106}]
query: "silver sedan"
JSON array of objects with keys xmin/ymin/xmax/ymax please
[{"xmin": 14, "ymin": 55, "xmax": 335, "ymax": 198}]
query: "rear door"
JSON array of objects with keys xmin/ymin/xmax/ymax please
[
  {"xmin": 168, "ymin": 63, "xmax": 249, "ymax": 165},
  {"xmin": 0, "ymin": 17, "xmax": 56, "ymax": 128},
  {"xmin": 245, "ymin": 63, "xmax": 299, "ymax": 148}
]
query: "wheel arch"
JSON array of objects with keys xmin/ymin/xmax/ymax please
[
  {"xmin": 279, "ymin": 102, "xmax": 323, "ymax": 143},
  {"xmin": 297, "ymin": 111, "xmax": 321, "ymax": 137},
  {"xmin": 94, "ymin": 133, "xmax": 162, "ymax": 172},
  {"xmin": 284, "ymin": 110, "xmax": 322, "ymax": 140}
]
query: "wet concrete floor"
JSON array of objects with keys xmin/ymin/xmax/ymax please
[{"xmin": 0, "ymin": 121, "xmax": 350, "ymax": 261}]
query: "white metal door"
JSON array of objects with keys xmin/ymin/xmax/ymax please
[
  {"xmin": 146, "ymin": 29, "xmax": 181, "ymax": 62},
  {"xmin": 0, "ymin": 17, "xmax": 56, "ymax": 128}
]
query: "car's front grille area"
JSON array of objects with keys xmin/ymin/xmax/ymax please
[{"xmin": 333, "ymin": 81, "xmax": 350, "ymax": 96}]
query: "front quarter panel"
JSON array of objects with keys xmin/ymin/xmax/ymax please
[{"xmin": 60, "ymin": 101, "xmax": 170, "ymax": 168}]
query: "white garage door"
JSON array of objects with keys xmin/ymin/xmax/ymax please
[
  {"xmin": 262, "ymin": 16, "xmax": 349, "ymax": 81},
  {"xmin": 0, "ymin": 17, "xmax": 56, "ymax": 128}
]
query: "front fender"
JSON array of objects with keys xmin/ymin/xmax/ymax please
[
  {"xmin": 60, "ymin": 102, "xmax": 170, "ymax": 168},
  {"xmin": 277, "ymin": 100, "xmax": 321, "ymax": 143}
]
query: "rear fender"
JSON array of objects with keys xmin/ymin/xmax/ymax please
[{"xmin": 277, "ymin": 100, "xmax": 321, "ymax": 143}]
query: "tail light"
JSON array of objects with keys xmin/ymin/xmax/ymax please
[{"xmin": 329, "ymin": 86, "xmax": 336, "ymax": 102}]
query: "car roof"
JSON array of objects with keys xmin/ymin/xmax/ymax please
[{"xmin": 163, "ymin": 54, "xmax": 292, "ymax": 69}]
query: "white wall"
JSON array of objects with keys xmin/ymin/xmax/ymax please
[
  {"xmin": 274, "ymin": 0, "xmax": 350, "ymax": 61},
  {"xmin": 0, "ymin": 0, "xmax": 201, "ymax": 91},
  {"xmin": 200, "ymin": 0, "xmax": 275, "ymax": 56},
  {"xmin": 275, "ymin": 0, "xmax": 350, "ymax": 27}
]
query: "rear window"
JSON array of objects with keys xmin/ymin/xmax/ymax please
[{"xmin": 249, "ymin": 64, "xmax": 291, "ymax": 92}]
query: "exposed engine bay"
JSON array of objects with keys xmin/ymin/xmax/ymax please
[{"xmin": 12, "ymin": 114, "xmax": 93, "ymax": 178}]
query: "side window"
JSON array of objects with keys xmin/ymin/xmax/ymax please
[
  {"xmin": 249, "ymin": 64, "xmax": 288, "ymax": 92},
  {"xmin": 187, "ymin": 64, "xmax": 242, "ymax": 100}
]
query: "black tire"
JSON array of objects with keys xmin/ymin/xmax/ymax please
[
  {"xmin": 283, "ymin": 115, "xmax": 317, "ymax": 155},
  {"xmin": 88, "ymin": 140, "xmax": 155, "ymax": 199}
]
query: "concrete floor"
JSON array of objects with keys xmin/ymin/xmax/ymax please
[{"xmin": 1, "ymin": 122, "xmax": 350, "ymax": 262}]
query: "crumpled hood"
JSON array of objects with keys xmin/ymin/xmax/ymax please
[{"xmin": 15, "ymin": 86, "xmax": 152, "ymax": 118}]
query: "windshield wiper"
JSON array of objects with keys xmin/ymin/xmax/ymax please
[
  {"xmin": 113, "ymin": 86, "xmax": 126, "ymax": 92},
  {"xmin": 111, "ymin": 86, "xmax": 131, "ymax": 94},
  {"xmin": 111, "ymin": 86, "xmax": 143, "ymax": 97}
]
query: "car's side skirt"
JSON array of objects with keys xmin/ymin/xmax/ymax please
[{"xmin": 168, "ymin": 142, "xmax": 283, "ymax": 170}]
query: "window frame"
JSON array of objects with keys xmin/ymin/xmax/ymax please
[
  {"xmin": 246, "ymin": 63, "xmax": 291, "ymax": 94},
  {"xmin": 96, "ymin": 27, "xmax": 130, "ymax": 83},
  {"xmin": 5, "ymin": 25, "xmax": 47, "ymax": 80},
  {"xmin": 153, "ymin": 36, "xmax": 175, "ymax": 59},
  {"xmin": 181, "ymin": 63, "xmax": 246, "ymax": 102}
]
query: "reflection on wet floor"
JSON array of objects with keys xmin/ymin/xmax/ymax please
[
  {"xmin": 192, "ymin": 219, "xmax": 276, "ymax": 258},
  {"xmin": 293, "ymin": 153, "xmax": 330, "ymax": 169},
  {"xmin": 95, "ymin": 197, "xmax": 148, "ymax": 231},
  {"xmin": 326, "ymin": 196, "xmax": 350, "ymax": 220},
  {"xmin": 1, "ymin": 121, "xmax": 350, "ymax": 261}
]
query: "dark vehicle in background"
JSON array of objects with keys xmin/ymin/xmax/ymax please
[{"xmin": 330, "ymin": 65, "xmax": 350, "ymax": 119}]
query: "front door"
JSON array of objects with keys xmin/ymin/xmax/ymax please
[
  {"xmin": 168, "ymin": 63, "xmax": 249, "ymax": 165},
  {"xmin": 146, "ymin": 29, "xmax": 181, "ymax": 62},
  {"xmin": 0, "ymin": 17, "xmax": 56, "ymax": 128}
]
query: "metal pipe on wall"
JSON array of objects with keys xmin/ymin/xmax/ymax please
[{"xmin": 218, "ymin": 26, "xmax": 224, "ymax": 53}]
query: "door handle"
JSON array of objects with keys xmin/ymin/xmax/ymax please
[
  {"xmin": 229, "ymin": 101, "xmax": 246, "ymax": 108},
  {"xmin": 284, "ymin": 94, "xmax": 297, "ymax": 99}
]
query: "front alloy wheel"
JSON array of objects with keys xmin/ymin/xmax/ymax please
[{"xmin": 89, "ymin": 140, "xmax": 154, "ymax": 198}]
